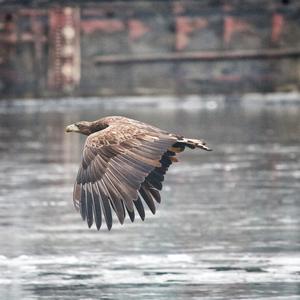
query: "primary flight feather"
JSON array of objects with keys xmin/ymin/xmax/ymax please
[{"xmin": 66, "ymin": 116, "xmax": 211, "ymax": 230}]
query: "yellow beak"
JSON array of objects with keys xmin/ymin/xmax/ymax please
[{"xmin": 65, "ymin": 124, "xmax": 80, "ymax": 133}]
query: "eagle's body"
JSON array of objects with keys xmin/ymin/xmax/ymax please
[{"xmin": 66, "ymin": 116, "xmax": 211, "ymax": 230}]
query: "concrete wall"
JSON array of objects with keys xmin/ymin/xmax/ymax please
[{"xmin": 0, "ymin": 0, "xmax": 300, "ymax": 98}]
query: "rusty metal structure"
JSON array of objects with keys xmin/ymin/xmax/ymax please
[
  {"xmin": 48, "ymin": 7, "xmax": 81, "ymax": 91},
  {"xmin": 0, "ymin": 1, "xmax": 300, "ymax": 98}
]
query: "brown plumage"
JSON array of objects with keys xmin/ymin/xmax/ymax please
[{"xmin": 66, "ymin": 116, "xmax": 211, "ymax": 230}]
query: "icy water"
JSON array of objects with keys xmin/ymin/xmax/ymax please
[{"xmin": 0, "ymin": 96, "xmax": 299, "ymax": 300}]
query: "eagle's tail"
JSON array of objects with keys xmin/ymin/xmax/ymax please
[
  {"xmin": 169, "ymin": 137, "xmax": 212, "ymax": 152},
  {"xmin": 181, "ymin": 137, "xmax": 212, "ymax": 151}
]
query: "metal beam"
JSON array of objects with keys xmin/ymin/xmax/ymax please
[{"xmin": 94, "ymin": 48, "xmax": 300, "ymax": 64}]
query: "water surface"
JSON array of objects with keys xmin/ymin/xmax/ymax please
[{"xmin": 0, "ymin": 96, "xmax": 299, "ymax": 299}]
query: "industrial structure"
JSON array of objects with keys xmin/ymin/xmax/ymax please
[{"xmin": 0, "ymin": 1, "xmax": 299, "ymax": 98}]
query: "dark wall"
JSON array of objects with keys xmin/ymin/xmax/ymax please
[{"xmin": 0, "ymin": 0, "xmax": 300, "ymax": 98}]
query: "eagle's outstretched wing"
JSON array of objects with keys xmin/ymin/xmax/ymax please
[{"xmin": 73, "ymin": 122, "xmax": 178, "ymax": 230}]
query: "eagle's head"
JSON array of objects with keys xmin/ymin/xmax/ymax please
[
  {"xmin": 66, "ymin": 120, "xmax": 109, "ymax": 136},
  {"xmin": 65, "ymin": 121, "xmax": 94, "ymax": 136}
]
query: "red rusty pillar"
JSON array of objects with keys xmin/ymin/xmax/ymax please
[
  {"xmin": 48, "ymin": 7, "xmax": 80, "ymax": 92},
  {"xmin": 271, "ymin": 13, "xmax": 284, "ymax": 43}
]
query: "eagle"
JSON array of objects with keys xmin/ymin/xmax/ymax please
[{"xmin": 65, "ymin": 116, "xmax": 211, "ymax": 230}]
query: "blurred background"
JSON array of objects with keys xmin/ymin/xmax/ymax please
[
  {"xmin": 1, "ymin": 0, "xmax": 300, "ymax": 97},
  {"xmin": 0, "ymin": 1, "xmax": 300, "ymax": 300}
]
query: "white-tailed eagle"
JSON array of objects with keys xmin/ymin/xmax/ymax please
[{"xmin": 66, "ymin": 116, "xmax": 211, "ymax": 230}]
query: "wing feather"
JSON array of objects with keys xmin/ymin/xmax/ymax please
[
  {"xmin": 145, "ymin": 172, "xmax": 163, "ymax": 190},
  {"xmin": 148, "ymin": 187, "xmax": 161, "ymax": 203},
  {"xmin": 74, "ymin": 122, "xmax": 177, "ymax": 229},
  {"xmin": 86, "ymin": 184, "xmax": 94, "ymax": 228},
  {"xmin": 99, "ymin": 176, "xmax": 124, "ymax": 224},
  {"xmin": 126, "ymin": 206, "xmax": 135, "ymax": 222},
  {"xmin": 95, "ymin": 181, "xmax": 113, "ymax": 230},
  {"xmin": 139, "ymin": 183, "xmax": 156, "ymax": 214},
  {"xmin": 91, "ymin": 183, "xmax": 102, "ymax": 230},
  {"xmin": 80, "ymin": 185, "xmax": 86, "ymax": 221},
  {"xmin": 133, "ymin": 196, "xmax": 145, "ymax": 221}
]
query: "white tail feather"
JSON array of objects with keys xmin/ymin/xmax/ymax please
[{"xmin": 181, "ymin": 138, "xmax": 212, "ymax": 151}]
